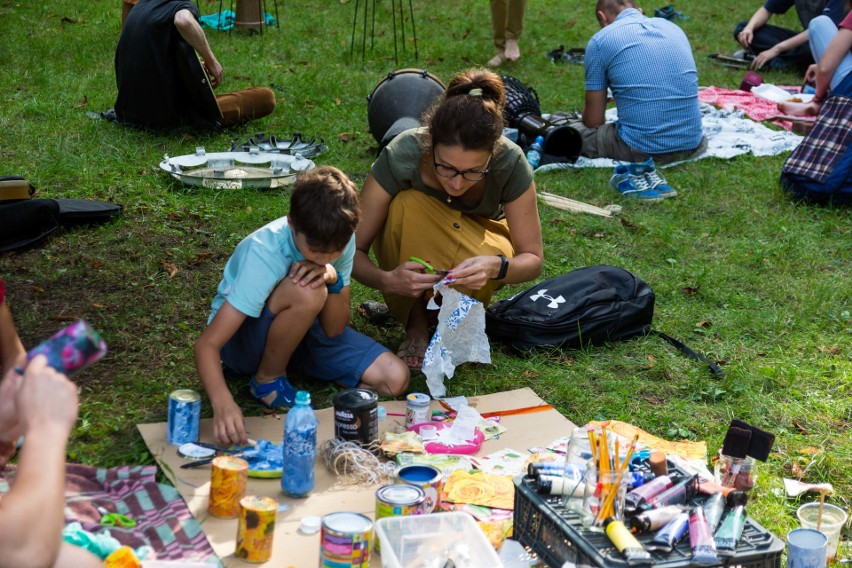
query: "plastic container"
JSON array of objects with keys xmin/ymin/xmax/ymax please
[
  {"xmin": 526, "ymin": 135, "xmax": 545, "ymax": 168},
  {"xmin": 281, "ymin": 390, "xmax": 317, "ymax": 498},
  {"xmin": 796, "ymin": 502, "xmax": 848, "ymax": 561},
  {"xmin": 375, "ymin": 511, "xmax": 504, "ymax": 567},
  {"xmin": 513, "ymin": 461, "xmax": 784, "ymax": 568}
]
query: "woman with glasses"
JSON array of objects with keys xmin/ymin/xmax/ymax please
[{"xmin": 353, "ymin": 67, "xmax": 544, "ymax": 369}]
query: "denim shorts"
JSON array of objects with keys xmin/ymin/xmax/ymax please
[{"xmin": 220, "ymin": 306, "xmax": 388, "ymax": 387}]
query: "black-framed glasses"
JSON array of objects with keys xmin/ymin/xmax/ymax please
[{"xmin": 433, "ymin": 154, "xmax": 492, "ymax": 182}]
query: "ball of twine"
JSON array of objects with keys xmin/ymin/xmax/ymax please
[{"xmin": 320, "ymin": 438, "xmax": 395, "ymax": 485}]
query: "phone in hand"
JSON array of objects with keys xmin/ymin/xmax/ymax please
[{"xmin": 25, "ymin": 320, "xmax": 107, "ymax": 377}]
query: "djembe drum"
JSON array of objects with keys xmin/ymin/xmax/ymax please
[{"xmin": 367, "ymin": 69, "xmax": 446, "ymax": 153}]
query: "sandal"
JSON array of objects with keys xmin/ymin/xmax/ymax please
[
  {"xmin": 249, "ymin": 375, "xmax": 297, "ymax": 410},
  {"xmin": 396, "ymin": 337, "xmax": 429, "ymax": 370}
]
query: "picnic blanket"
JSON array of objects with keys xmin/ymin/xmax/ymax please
[
  {"xmin": 0, "ymin": 463, "xmax": 220, "ymax": 566},
  {"xmin": 698, "ymin": 86, "xmax": 796, "ymax": 130},
  {"xmin": 537, "ymin": 102, "xmax": 802, "ymax": 172}
]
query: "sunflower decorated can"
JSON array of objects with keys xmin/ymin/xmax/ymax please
[
  {"xmin": 208, "ymin": 456, "xmax": 248, "ymax": 518},
  {"xmin": 235, "ymin": 495, "xmax": 277, "ymax": 562}
]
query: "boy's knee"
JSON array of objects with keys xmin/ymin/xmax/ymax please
[{"xmin": 270, "ymin": 277, "xmax": 327, "ymax": 315}]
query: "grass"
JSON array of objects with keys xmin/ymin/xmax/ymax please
[{"xmin": 0, "ymin": 0, "xmax": 849, "ymax": 554}]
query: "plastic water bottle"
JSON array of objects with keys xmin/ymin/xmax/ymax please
[
  {"xmin": 281, "ymin": 390, "xmax": 317, "ymax": 498},
  {"xmin": 526, "ymin": 135, "xmax": 544, "ymax": 168}
]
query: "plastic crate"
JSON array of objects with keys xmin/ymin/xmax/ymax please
[{"xmin": 513, "ymin": 473, "xmax": 784, "ymax": 568}]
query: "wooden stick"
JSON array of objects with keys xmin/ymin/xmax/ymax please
[
  {"xmin": 817, "ymin": 490, "xmax": 826, "ymax": 531},
  {"xmin": 538, "ymin": 192, "xmax": 617, "ymax": 218}
]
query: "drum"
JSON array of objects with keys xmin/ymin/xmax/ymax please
[{"xmin": 367, "ymin": 69, "xmax": 445, "ymax": 151}]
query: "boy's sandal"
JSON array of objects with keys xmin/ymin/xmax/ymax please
[{"xmin": 249, "ymin": 375, "xmax": 297, "ymax": 411}]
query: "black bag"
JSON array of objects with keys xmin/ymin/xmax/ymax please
[{"xmin": 485, "ymin": 265, "xmax": 722, "ymax": 377}]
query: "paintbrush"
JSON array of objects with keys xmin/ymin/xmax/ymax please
[
  {"xmin": 720, "ymin": 426, "xmax": 752, "ymax": 487},
  {"xmin": 730, "ymin": 419, "xmax": 776, "ymax": 462}
]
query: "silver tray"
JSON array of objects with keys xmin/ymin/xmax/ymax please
[{"xmin": 159, "ymin": 147, "xmax": 315, "ymax": 189}]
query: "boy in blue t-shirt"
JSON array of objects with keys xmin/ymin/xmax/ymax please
[{"xmin": 195, "ymin": 167, "xmax": 410, "ymax": 445}]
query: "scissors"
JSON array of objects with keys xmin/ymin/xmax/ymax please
[
  {"xmin": 409, "ymin": 256, "xmax": 450, "ymax": 276},
  {"xmin": 98, "ymin": 506, "xmax": 136, "ymax": 528}
]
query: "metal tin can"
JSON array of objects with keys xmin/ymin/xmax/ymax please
[
  {"xmin": 208, "ymin": 456, "xmax": 248, "ymax": 518},
  {"xmin": 332, "ymin": 388, "xmax": 379, "ymax": 448},
  {"xmin": 405, "ymin": 392, "xmax": 431, "ymax": 428},
  {"xmin": 167, "ymin": 389, "xmax": 201, "ymax": 446},
  {"xmin": 395, "ymin": 464, "xmax": 442, "ymax": 513},
  {"xmin": 235, "ymin": 495, "xmax": 278, "ymax": 563},
  {"xmin": 320, "ymin": 512, "xmax": 372, "ymax": 568},
  {"xmin": 374, "ymin": 484, "xmax": 426, "ymax": 554}
]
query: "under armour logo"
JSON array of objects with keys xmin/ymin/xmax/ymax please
[{"xmin": 530, "ymin": 289, "xmax": 566, "ymax": 309}]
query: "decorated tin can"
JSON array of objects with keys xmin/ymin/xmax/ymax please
[
  {"xmin": 374, "ymin": 484, "xmax": 426, "ymax": 554},
  {"xmin": 405, "ymin": 393, "xmax": 431, "ymax": 427},
  {"xmin": 320, "ymin": 512, "xmax": 372, "ymax": 568},
  {"xmin": 332, "ymin": 388, "xmax": 379, "ymax": 448},
  {"xmin": 235, "ymin": 495, "xmax": 277, "ymax": 563},
  {"xmin": 208, "ymin": 456, "xmax": 248, "ymax": 518},
  {"xmin": 167, "ymin": 389, "xmax": 201, "ymax": 445},
  {"xmin": 395, "ymin": 464, "xmax": 442, "ymax": 513}
]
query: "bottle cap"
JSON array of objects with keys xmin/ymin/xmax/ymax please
[
  {"xmin": 295, "ymin": 390, "xmax": 311, "ymax": 405},
  {"xmin": 649, "ymin": 450, "xmax": 668, "ymax": 476},
  {"xmin": 300, "ymin": 515, "xmax": 321, "ymax": 535}
]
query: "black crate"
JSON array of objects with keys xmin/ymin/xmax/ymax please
[{"xmin": 513, "ymin": 474, "xmax": 784, "ymax": 568}]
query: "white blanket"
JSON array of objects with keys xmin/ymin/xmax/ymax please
[{"xmin": 537, "ymin": 103, "xmax": 802, "ymax": 172}]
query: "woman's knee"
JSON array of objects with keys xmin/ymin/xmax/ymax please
[{"xmin": 362, "ymin": 352, "xmax": 410, "ymax": 396}]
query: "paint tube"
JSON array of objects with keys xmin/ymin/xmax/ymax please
[
  {"xmin": 646, "ymin": 511, "xmax": 690, "ymax": 553},
  {"xmin": 714, "ymin": 504, "xmax": 746, "ymax": 557},
  {"xmin": 628, "ymin": 505, "xmax": 684, "ymax": 534},
  {"xmin": 536, "ymin": 474, "xmax": 584, "ymax": 497},
  {"xmin": 643, "ymin": 474, "xmax": 699, "ymax": 510},
  {"xmin": 689, "ymin": 506, "xmax": 721, "ymax": 566},
  {"xmin": 603, "ymin": 518, "xmax": 653, "ymax": 566},
  {"xmin": 528, "ymin": 461, "xmax": 585, "ymax": 479},
  {"xmin": 698, "ymin": 479, "xmax": 735, "ymax": 498},
  {"xmin": 701, "ymin": 492, "xmax": 726, "ymax": 534},
  {"xmin": 624, "ymin": 475, "xmax": 673, "ymax": 513}
]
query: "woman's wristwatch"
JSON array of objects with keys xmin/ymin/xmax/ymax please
[{"xmin": 494, "ymin": 254, "xmax": 509, "ymax": 280}]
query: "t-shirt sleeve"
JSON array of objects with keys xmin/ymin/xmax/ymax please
[
  {"xmin": 500, "ymin": 147, "xmax": 534, "ymax": 203},
  {"xmin": 839, "ymin": 8, "xmax": 852, "ymax": 29},
  {"xmin": 584, "ymin": 36, "xmax": 608, "ymax": 92},
  {"xmin": 223, "ymin": 246, "xmax": 286, "ymax": 318},
  {"xmin": 823, "ymin": 0, "xmax": 847, "ymax": 24},
  {"xmin": 763, "ymin": 0, "xmax": 794, "ymax": 15},
  {"xmin": 370, "ymin": 130, "xmax": 422, "ymax": 197},
  {"xmin": 331, "ymin": 235, "xmax": 356, "ymax": 286}
]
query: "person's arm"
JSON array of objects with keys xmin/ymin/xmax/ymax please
[
  {"xmin": 0, "ymin": 303, "xmax": 25, "ymax": 378},
  {"xmin": 174, "ymin": 8, "xmax": 222, "ymax": 87},
  {"xmin": 352, "ymin": 174, "xmax": 442, "ymax": 296},
  {"xmin": 0, "ymin": 357, "xmax": 90, "ymax": 568},
  {"xmin": 194, "ymin": 303, "xmax": 248, "ymax": 445},
  {"xmin": 738, "ymin": 6, "xmax": 773, "ymax": 48},
  {"xmin": 751, "ymin": 28, "xmax": 809, "ymax": 69},
  {"xmin": 448, "ymin": 183, "xmax": 544, "ymax": 289},
  {"xmin": 813, "ymin": 26, "xmax": 852, "ymax": 102},
  {"xmin": 582, "ymin": 89, "xmax": 607, "ymax": 129}
]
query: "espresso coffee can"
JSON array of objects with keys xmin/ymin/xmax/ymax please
[
  {"xmin": 320, "ymin": 512, "xmax": 372, "ymax": 567},
  {"xmin": 332, "ymin": 388, "xmax": 379, "ymax": 447}
]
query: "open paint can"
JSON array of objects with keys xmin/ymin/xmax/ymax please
[
  {"xmin": 395, "ymin": 464, "xmax": 442, "ymax": 513},
  {"xmin": 320, "ymin": 512, "xmax": 372, "ymax": 567},
  {"xmin": 374, "ymin": 484, "xmax": 426, "ymax": 554}
]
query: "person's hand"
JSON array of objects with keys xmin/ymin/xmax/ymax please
[
  {"xmin": 212, "ymin": 399, "xmax": 247, "ymax": 446},
  {"xmin": 385, "ymin": 261, "xmax": 443, "ymax": 297},
  {"xmin": 14, "ymin": 356, "xmax": 78, "ymax": 437},
  {"xmin": 203, "ymin": 57, "xmax": 223, "ymax": 88},
  {"xmin": 737, "ymin": 27, "xmax": 754, "ymax": 49},
  {"xmin": 751, "ymin": 47, "xmax": 778, "ymax": 70},
  {"xmin": 804, "ymin": 64, "xmax": 817, "ymax": 84},
  {"xmin": 446, "ymin": 256, "xmax": 500, "ymax": 291},
  {"xmin": 289, "ymin": 260, "xmax": 331, "ymax": 289}
]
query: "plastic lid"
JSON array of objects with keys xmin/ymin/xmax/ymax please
[
  {"xmin": 300, "ymin": 515, "xmax": 321, "ymax": 535},
  {"xmin": 295, "ymin": 390, "xmax": 311, "ymax": 405}
]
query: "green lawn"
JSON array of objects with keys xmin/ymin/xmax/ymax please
[{"xmin": 0, "ymin": 0, "xmax": 849, "ymax": 555}]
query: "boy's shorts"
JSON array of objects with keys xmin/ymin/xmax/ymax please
[{"xmin": 220, "ymin": 306, "xmax": 388, "ymax": 387}]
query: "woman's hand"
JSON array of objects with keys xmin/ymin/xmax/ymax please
[
  {"xmin": 384, "ymin": 261, "xmax": 443, "ymax": 297},
  {"xmin": 447, "ymin": 256, "xmax": 502, "ymax": 291}
]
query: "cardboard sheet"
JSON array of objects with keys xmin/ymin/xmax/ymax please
[{"xmin": 138, "ymin": 387, "xmax": 575, "ymax": 567}]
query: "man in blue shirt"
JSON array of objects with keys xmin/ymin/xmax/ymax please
[
  {"xmin": 734, "ymin": 0, "xmax": 847, "ymax": 70},
  {"xmin": 195, "ymin": 167, "xmax": 409, "ymax": 445},
  {"xmin": 566, "ymin": 0, "xmax": 705, "ymax": 165}
]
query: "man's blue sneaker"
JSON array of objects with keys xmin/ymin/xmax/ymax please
[
  {"xmin": 610, "ymin": 162, "xmax": 665, "ymax": 202},
  {"xmin": 642, "ymin": 163, "xmax": 678, "ymax": 198},
  {"xmin": 249, "ymin": 375, "xmax": 297, "ymax": 411}
]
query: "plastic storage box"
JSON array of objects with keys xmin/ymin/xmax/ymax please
[
  {"xmin": 375, "ymin": 511, "xmax": 504, "ymax": 568},
  {"xmin": 513, "ymin": 473, "xmax": 784, "ymax": 568}
]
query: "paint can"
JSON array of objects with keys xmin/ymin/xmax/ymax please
[
  {"xmin": 319, "ymin": 512, "xmax": 373, "ymax": 568},
  {"xmin": 395, "ymin": 464, "xmax": 442, "ymax": 513},
  {"xmin": 167, "ymin": 388, "xmax": 201, "ymax": 445},
  {"xmin": 235, "ymin": 495, "xmax": 277, "ymax": 563},
  {"xmin": 405, "ymin": 392, "xmax": 430, "ymax": 427},
  {"xmin": 374, "ymin": 484, "xmax": 426, "ymax": 554},
  {"xmin": 332, "ymin": 388, "xmax": 379, "ymax": 448},
  {"xmin": 208, "ymin": 456, "xmax": 248, "ymax": 518}
]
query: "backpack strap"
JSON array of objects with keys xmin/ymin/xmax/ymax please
[{"xmin": 651, "ymin": 330, "xmax": 724, "ymax": 378}]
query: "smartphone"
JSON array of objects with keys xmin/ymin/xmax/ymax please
[{"xmin": 25, "ymin": 320, "xmax": 107, "ymax": 377}]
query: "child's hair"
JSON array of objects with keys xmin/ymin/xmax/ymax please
[
  {"xmin": 289, "ymin": 166, "xmax": 360, "ymax": 253},
  {"xmin": 422, "ymin": 67, "xmax": 506, "ymax": 152}
]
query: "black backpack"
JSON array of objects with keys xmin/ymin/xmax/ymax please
[{"xmin": 485, "ymin": 265, "xmax": 722, "ymax": 377}]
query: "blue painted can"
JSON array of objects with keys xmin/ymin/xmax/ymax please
[{"xmin": 167, "ymin": 389, "xmax": 201, "ymax": 445}]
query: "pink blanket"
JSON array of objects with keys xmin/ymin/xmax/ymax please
[{"xmin": 699, "ymin": 86, "xmax": 794, "ymax": 131}]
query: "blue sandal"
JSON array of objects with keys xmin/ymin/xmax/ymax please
[{"xmin": 249, "ymin": 375, "xmax": 297, "ymax": 410}]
